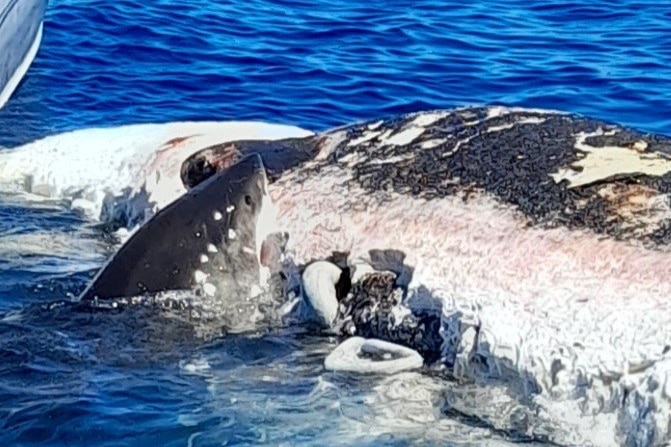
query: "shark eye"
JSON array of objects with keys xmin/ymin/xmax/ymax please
[
  {"xmin": 245, "ymin": 195, "xmax": 253, "ymax": 206},
  {"xmin": 185, "ymin": 158, "xmax": 214, "ymax": 189}
]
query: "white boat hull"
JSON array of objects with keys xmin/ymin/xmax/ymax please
[{"xmin": 0, "ymin": 0, "xmax": 47, "ymax": 109}]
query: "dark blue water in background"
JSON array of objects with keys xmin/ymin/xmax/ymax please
[
  {"xmin": 0, "ymin": 1, "xmax": 670, "ymax": 446},
  {"xmin": 0, "ymin": 0, "xmax": 670, "ymax": 148}
]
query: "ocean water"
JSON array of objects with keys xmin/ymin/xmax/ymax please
[{"xmin": 0, "ymin": 0, "xmax": 670, "ymax": 446}]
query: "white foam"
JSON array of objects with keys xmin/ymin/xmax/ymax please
[
  {"xmin": 179, "ymin": 357, "xmax": 212, "ymax": 374},
  {"xmin": 202, "ymin": 283, "xmax": 217, "ymax": 297}
]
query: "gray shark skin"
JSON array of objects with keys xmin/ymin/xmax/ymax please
[{"xmin": 79, "ymin": 153, "xmax": 280, "ymax": 303}]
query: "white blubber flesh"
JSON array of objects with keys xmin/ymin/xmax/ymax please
[
  {"xmin": 301, "ymin": 260, "xmax": 341, "ymax": 328},
  {"xmin": 324, "ymin": 337, "xmax": 424, "ymax": 374}
]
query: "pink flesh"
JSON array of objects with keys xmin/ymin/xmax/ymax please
[
  {"xmin": 269, "ymin": 165, "xmax": 671, "ymax": 380},
  {"xmin": 271, "ymin": 169, "xmax": 671, "ymax": 292},
  {"xmin": 259, "ymin": 237, "xmax": 282, "ymax": 270}
]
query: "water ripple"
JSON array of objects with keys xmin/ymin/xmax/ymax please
[{"xmin": 0, "ymin": 0, "xmax": 669, "ymax": 147}]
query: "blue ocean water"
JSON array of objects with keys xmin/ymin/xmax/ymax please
[
  {"xmin": 1, "ymin": 0, "xmax": 671, "ymax": 148},
  {"xmin": 0, "ymin": 0, "xmax": 670, "ymax": 446}
]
